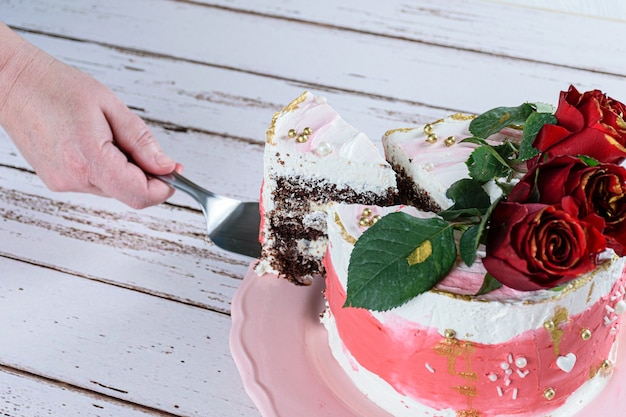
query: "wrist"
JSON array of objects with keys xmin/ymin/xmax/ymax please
[{"xmin": 0, "ymin": 22, "xmax": 42, "ymax": 118}]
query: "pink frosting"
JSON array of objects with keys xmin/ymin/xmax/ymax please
[
  {"xmin": 324, "ymin": 257, "xmax": 626, "ymax": 416},
  {"xmin": 258, "ymin": 180, "xmax": 266, "ymax": 244}
]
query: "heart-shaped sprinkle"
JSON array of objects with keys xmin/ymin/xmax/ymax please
[{"xmin": 556, "ymin": 353, "xmax": 577, "ymax": 373}]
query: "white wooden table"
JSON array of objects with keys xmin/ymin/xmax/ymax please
[{"xmin": 0, "ymin": 1, "xmax": 625, "ymax": 416}]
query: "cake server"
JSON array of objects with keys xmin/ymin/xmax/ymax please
[{"xmin": 155, "ymin": 172, "xmax": 261, "ymax": 258}]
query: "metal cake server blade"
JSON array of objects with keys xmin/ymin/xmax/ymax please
[{"xmin": 156, "ymin": 172, "xmax": 261, "ymax": 258}]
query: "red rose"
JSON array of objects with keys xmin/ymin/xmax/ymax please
[
  {"xmin": 533, "ymin": 85, "xmax": 626, "ymax": 164},
  {"xmin": 509, "ymin": 155, "xmax": 626, "ymax": 255},
  {"xmin": 483, "ymin": 200, "xmax": 606, "ymax": 291},
  {"xmin": 508, "ymin": 155, "xmax": 580, "ymax": 205},
  {"xmin": 566, "ymin": 162, "xmax": 626, "ymax": 255}
]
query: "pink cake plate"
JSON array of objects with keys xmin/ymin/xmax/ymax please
[{"xmin": 230, "ymin": 262, "xmax": 626, "ymax": 417}]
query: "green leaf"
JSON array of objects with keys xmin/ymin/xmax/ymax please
[
  {"xmin": 345, "ymin": 213, "xmax": 456, "ymax": 311},
  {"xmin": 439, "ymin": 207, "xmax": 485, "ymax": 222},
  {"xmin": 469, "ymin": 104, "xmax": 534, "ymax": 138},
  {"xmin": 578, "ymin": 155, "xmax": 600, "ymax": 167},
  {"xmin": 445, "ymin": 178, "xmax": 491, "ymax": 210},
  {"xmin": 475, "ymin": 273, "xmax": 503, "ymax": 296},
  {"xmin": 519, "ymin": 112, "xmax": 557, "ymax": 161},
  {"xmin": 459, "ymin": 224, "xmax": 481, "ymax": 266},
  {"xmin": 460, "ymin": 137, "xmax": 489, "ymax": 146},
  {"xmin": 440, "ymin": 178, "xmax": 491, "ymax": 221},
  {"xmin": 458, "ymin": 196, "xmax": 502, "ymax": 265},
  {"xmin": 529, "ymin": 102, "xmax": 556, "ymax": 114},
  {"xmin": 466, "ymin": 145, "xmax": 511, "ymax": 182}
]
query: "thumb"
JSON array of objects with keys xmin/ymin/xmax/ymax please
[{"xmin": 105, "ymin": 103, "xmax": 176, "ymax": 175}]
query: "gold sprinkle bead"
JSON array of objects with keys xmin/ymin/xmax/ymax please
[
  {"xmin": 362, "ymin": 208, "xmax": 372, "ymax": 217},
  {"xmin": 543, "ymin": 388, "xmax": 556, "ymax": 400},
  {"xmin": 296, "ymin": 135, "xmax": 308, "ymax": 143},
  {"xmin": 444, "ymin": 136, "xmax": 456, "ymax": 147},
  {"xmin": 601, "ymin": 360, "xmax": 613, "ymax": 373},
  {"xmin": 444, "ymin": 329, "xmax": 456, "ymax": 339},
  {"xmin": 371, "ymin": 215, "xmax": 381, "ymax": 224},
  {"xmin": 543, "ymin": 320, "xmax": 555, "ymax": 331},
  {"xmin": 287, "ymin": 129, "xmax": 297, "ymax": 138},
  {"xmin": 358, "ymin": 217, "xmax": 371, "ymax": 227},
  {"xmin": 303, "ymin": 127, "xmax": 313, "ymax": 135},
  {"xmin": 423, "ymin": 124, "xmax": 434, "ymax": 134},
  {"xmin": 581, "ymin": 328, "xmax": 592, "ymax": 341},
  {"xmin": 425, "ymin": 133, "xmax": 438, "ymax": 144}
]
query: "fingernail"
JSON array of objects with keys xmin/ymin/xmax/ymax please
[{"xmin": 155, "ymin": 151, "xmax": 175, "ymax": 167}]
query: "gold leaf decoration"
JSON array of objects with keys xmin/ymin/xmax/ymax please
[{"xmin": 407, "ymin": 240, "xmax": 433, "ymax": 266}]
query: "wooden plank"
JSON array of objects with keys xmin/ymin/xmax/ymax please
[
  {"xmin": 0, "ymin": 163, "xmax": 251, "ymax": 313},
  {"xmin": 0, "ymin": 255, "xmax": 259, "ymax": 416},
  {"xmin": 0, "ymin": 367, "xmax": 173, "ymax": 417},
  {"xmin": 6, "ymin": 0, "xmax": 626, "ymax": 74},
  {"xmin": 3, "ymin": 0, "xmax": 625, "ymax": 117},
  {"xmin": 1, "ymin": 32, "xmax": 455, "ymax": 145},
  {"xmin": 492, "ymin": 0, "xmax": 626, "ymax": 19}
]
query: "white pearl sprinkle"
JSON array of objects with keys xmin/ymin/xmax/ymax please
[
  {"xmin": 515, "ymin": 357, "xmax": 528, "ymax": 368},
  {"xmin": 505, "ymin": 369, "xmax": 513, "ymax": 376},
  {"xmin": 500, "ymin": 362, "xmax": 510, "ymax": 370},
  {"xmin": 422, "ymin": 162, "xmax": 435, "ymax": 172},
  {"xmin": 314, "ymin": 141, "xmax": 334, "ymax": 157},
  {"xmin": 488, "ymin": 373, "xmax": 498, "ymax": 382},
  {"xmin": 615, "ymin": 300, "xmax": 626, "ymax": 315}
]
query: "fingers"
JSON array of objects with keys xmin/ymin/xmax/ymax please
[
  {"xmin": 95, "ymin": 95, "xmax": 181, "ymax": 208},
  {"xmin": 87, "ymin": 141, "xmax": 176, "ymax": 209},
  {"xmin": 104, "ymin": 100, "xmax": 176, "ymax": 176}
]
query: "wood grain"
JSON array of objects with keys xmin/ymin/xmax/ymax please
[{"xmin": 0, "ymin": 1, "xmax": 624, "ymax": 415}]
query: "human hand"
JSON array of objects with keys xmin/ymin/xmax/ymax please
[{"xmin": 0, "ymin": 24, "xmax": 180, "ymax": 209}]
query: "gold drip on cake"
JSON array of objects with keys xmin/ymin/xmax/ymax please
[
  {"xmin": 457, "ymin": 410, "xmax": 482, "ymax": 417},
  {"xmin": 333, "ymin": 212, "xmax": 357, "ymax": 245},
  {"xmin": 544, "ymin": 307, "xmax": 569, "ymax": 357},
  {"xmin": 266, "ymin": 91, "xmax": 309, "ymax": 144},
  {"xmin": 450, "ymin": 113, "xmax": 477, "ymax": 121},
  {"xmin": 435, "ymin": 334, "xmax": 479, "ymax": 414}
]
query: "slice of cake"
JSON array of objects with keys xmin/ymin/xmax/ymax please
[
  {"xmin": 323, "ymin": 202, "xmax": 625, "ymax": 417},
  {"xmin": 256, "ymin": 92, "xmax": 398, "ymax": 284},
  {"xmin": 383, "ymin": 114, "xmax": 518, "ymax": 211}
]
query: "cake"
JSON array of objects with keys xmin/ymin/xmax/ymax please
[
  {"xmin": 259, "ymin": 86, "xmax": 626, "ymax": 416},
  {"xmin": 323, "ymin": 203, "xmax": 625, "ymax": 417},
  {"xmin": 256, "ymin": 92, "xmax": 398, "ymax": 284}
]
